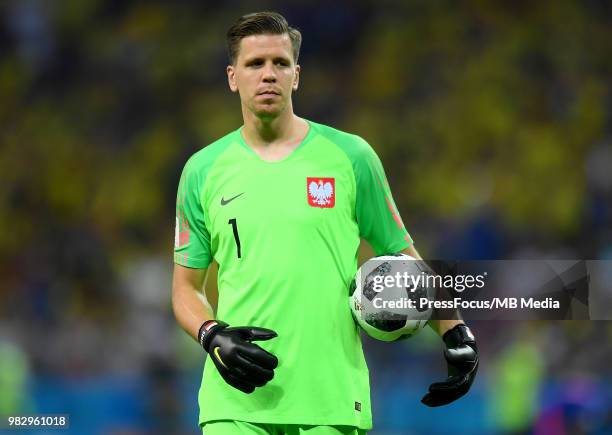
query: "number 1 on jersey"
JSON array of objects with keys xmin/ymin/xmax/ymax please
[{"xmin": 228, "ymin": 218, "xmax": 241, "ymax": 258}]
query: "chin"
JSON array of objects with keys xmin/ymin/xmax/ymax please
[{"xmin": 253, "ymin": 104, "xmax": 284, "ymax": 119}]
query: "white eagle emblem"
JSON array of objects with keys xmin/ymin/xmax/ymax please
[{"xmin": 308, "ymin": 180, "xmax": 334, "ymax": 206}]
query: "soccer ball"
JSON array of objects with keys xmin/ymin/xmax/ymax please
[{"xmin": 349, "ymin": 254, "xmax": 436, "ymax": 341}]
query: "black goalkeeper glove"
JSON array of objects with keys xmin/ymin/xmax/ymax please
[
  {"xmin": 421, "ymin": 324, "xmax": 479, "ymax": 407},
  {"xmin": 198, "ymin": 320, "xmax": 279, "ymax": 394}
]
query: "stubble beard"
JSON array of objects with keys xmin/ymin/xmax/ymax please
[{"xmin": 250, "ymin": 98, "xmax": 287, "ymax": 121}]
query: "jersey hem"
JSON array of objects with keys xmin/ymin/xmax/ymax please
[
  {"xmin": 374, "ymin": 238, "xmax": 413, "ymax": 256},
  {"xmin": 174, "ymin": 254, "xmax": 211, "ymax": 269},
  {"xmin": 199, "ymin": 415, "xmax": 373, "ymax": 431}
]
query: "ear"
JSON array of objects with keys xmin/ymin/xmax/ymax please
[
  {"xmin": 292, "ymin": 64, "xmax": 300, "ymax": 91},
  {"xmin": 227, "ymin": 65, "xmax": 238, "ymax": 92}
]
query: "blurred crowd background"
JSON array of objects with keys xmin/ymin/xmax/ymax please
[{"xmin": 1, "ymin": 0, "xmax": 612, "ymax": 434}]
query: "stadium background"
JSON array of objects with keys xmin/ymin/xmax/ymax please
[{"xmin": 1, "ymin": 0, "xmax": 611, "ymax": 434}]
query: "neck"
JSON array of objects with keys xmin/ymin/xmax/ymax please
[{"xmin": 242, "ymin": 104, "xmax": 298, "ymax": 148}]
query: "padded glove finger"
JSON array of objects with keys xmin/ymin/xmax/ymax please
[{"xmin": 421, "ymin": 324, "xmax": 479, "ymax": 407}]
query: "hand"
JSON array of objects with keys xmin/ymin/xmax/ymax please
[
  {"xmin": 421, "ymin": 324, "xmax": 478, "ymax": 407},
  {"xmin": 198, "ymin": 320, "xmax": 279, "ymax": 393}
]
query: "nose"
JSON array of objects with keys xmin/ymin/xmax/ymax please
[{"xmin": 262, "ymin": 61, "xmax": 277, "ymax": 83}]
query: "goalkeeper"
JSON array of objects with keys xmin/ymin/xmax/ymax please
[{"xmin": 172, "ymin": 11, "xmax": 478, "ymax": 435}]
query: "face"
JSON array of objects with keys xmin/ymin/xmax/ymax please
[{"xmin": 227, "ymin": 33, "xmax": 300, "ymax": 119}]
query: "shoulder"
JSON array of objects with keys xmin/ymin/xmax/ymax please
[
  {"xmin": 182, "ymin": 129, "xmax": 238, "ymax": 176},
  {"xmin": 311, "ymin": 120, "xmax": 377, "ymax": 162}
]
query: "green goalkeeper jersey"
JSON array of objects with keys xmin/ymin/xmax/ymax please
[{"xmin": 174, "ymin": 120, "xmax": 412, "ymax": 430}]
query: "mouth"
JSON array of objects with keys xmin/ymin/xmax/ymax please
[{"xmin": 257, "ymin": 90, "xmax": 280, "ymax": 97}]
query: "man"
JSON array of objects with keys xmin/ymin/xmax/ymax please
[{"xmin": 172, "ymin": 11, "xmax": 478, "ymax": 435}]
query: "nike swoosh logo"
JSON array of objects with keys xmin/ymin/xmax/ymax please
[
  {"xmin": 213, "ymin": 347, "xmax": 228, "ymax": 369},
  {"xmin": 220, "ymin": 192, "xmax": 244, "ymax": 206}
]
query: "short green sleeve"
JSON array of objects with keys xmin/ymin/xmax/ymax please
[
  {"xmin": 174, "ymin": 158, "xmax": 212, "ymax": 268},
  {"xmin": 351, "ymin": 138, "xmax": 413, "ymax": 255}
]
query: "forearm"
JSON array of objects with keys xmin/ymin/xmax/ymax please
[
  {"xmin": 427, "ymin": 319, "xmax": 464, "ymax": 336},
  {"xmin": 402, "ymin": 243, "xmax": 422, "ymax": 260},
  {"xmin": 400, "ymin": 245, "xmax": 465, "ymax": 336},
  {"xmin": 172, "ymin": 284, "xmax": 215, "ymax": 342}
]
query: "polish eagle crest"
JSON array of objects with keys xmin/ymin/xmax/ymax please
[{"xmin": 307, "ymin": 178, "xmax": 335, "ymax": 208}]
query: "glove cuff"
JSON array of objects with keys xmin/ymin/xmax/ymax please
[
  {"xmin": 442, "ymin": 324, "xmax": 476, "ymax": 348},
  {"xmin": 198, "ymin": 320, "xmax": 229, "ymax": 352}
]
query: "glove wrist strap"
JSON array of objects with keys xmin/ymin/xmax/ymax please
[{"xmin": 198, "ymin": 320, "xmax": 228, "ymax": 352}]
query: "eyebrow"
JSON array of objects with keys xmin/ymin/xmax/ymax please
[{"xmin": 243, "ymin": 55, "xmax": 291, "ymax": 64}]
